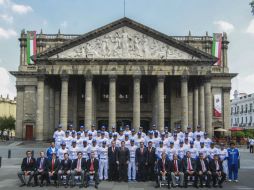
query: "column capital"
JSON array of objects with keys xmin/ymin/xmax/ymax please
[
  {"xmin": 157, "ymin": 75, "xmax": 165, "ymax": 82},
  {"xmin": 60, "ymin": 74, "xmax": 69, "ymax": 81},
  {"xmin": 133, "ymin": 74, "xmax": 141, "ymax": 81},
  {"xmin": 85, "ymin": 74, "xmax": 93, "ymax": 81},
  {"xmin": 222, "ymin": 87, "xmax": 231, "ymax": 93},
  {"xmin": 204, "ymin": 76, "xmax": 212, "ymax": 83},
  {"xmin": 16, "ymin": 85, "xmax": 25, "ymax": 91},
  {"xmin": 181, "ymin": 75, "xmax": 189, "ymax": 82},
  {"xmin": 109, "ymin": 74, "xmax": 117, "ymax": 82},
  {"xmin": 37, "ymin": 75, "xmax": 45, "ymax": 82}
]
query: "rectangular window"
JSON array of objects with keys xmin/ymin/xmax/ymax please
[
  {"xmin": 100, "ymin": 83, "xmax": 109, "ymax": 102},
  {"xmin": 117, "ymin": 84, "xmax": 129, "ymax": 103}
]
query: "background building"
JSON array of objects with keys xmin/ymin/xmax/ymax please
[
  {"xmin": 231, "ymin": 90, "xmax": 254, "ymax": 129},
  {"xmin": 0, "ymin": 95, "xmax": 16, "ymax": 118},
  {"xmin": 11, "ymin": 18, "xmax": 236, "ymax": 140}
]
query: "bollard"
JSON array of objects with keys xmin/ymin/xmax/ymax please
[
  {"xmin": 8, "ymin": 149, "xmax": 11, "ymax": 159},
  {"xmin": 0, "ymin": 157, "xmax": 2, "ymax": 168},
  {"xmin": 32, "ymin": 150, "xmax": 34, "ymax": 158}
]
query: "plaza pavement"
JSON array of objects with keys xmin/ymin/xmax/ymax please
[{"xmin": 0, "ymin": 141, "xmax": 254, "ymax": 190}]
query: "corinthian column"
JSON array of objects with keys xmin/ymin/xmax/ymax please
[
  {"xmin": 60, "ymin": 75, "xmax": 69, "ymax": 131},
  {"xmin": 109, "ymin": 75, "xmax": 116, "ymax": 130},
  {"xmin": 133, "ymin": 75, "xmax": 141, "ymax": 131},
  {"xmin": 204, "ymin": 78, "xmax": 212, "ymax": 137},
  {"xmin": 181, "ymin": 76, "xmax": 188, "ymax": 131},
  {"xmin": 193, "ymin": 85, "xmax": 199, "ymax": 130},
  {"xmin": 199, "ymin": 81, "xmax": 205, "ymax": 131},
  {"xmin": 85, "ymin": 75, "xmax": 93, "ymax": 130},
  {"xmin": 36, "ymin": 76, "xmax": 44, "ymax": 140},
  {"xmin": 157, "ymin": 75, "xmax": 165, "ymax": 132}
]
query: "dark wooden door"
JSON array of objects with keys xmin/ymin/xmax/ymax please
[{"xmin": 25, "ymin": 125, "xmax": 33, "ymax": 140}]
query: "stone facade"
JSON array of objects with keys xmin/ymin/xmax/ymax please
[
  {"xmin": 0, "ymin": 95, "xmax": 16, "ymax": 118},
  {"xmin": 11, "ymin": 18, "xmax": 236, "ymax": 140}
]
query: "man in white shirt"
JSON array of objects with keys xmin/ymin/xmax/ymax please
[
  {"xmin": 194, "ymin": 125, "xmax": 204, "ymax": 140},
  {"xmin": 187, "ymin": 126, "xmax": 194, "ymax": 140},
  {"xmin": 194, "ymin": 135, "xmax": 202, "ymax": 150},
  {"xmin": 123, "ymin": 125, "xmax": 132, "ymax": 136},
  {"xmin": 68, "ymin": 141, "xmax": 79, "ymax": 161},
  {"xmin": 178, "ymin": 141, "xmax": 186, "ymax": 160},
  {"xmin": 208, "ymin": 142, "xmax": 219, "ymax": 161},
  {"xmin": 128, "ymin": 139, "xmax": 137, "ymax": 181},
  {"xmin": 203, "ymin": 133, "xmax": 212, "ymax": 149},
  {"xmin": 249, "ymin": 138, "xmax": 254, "ymax": 153},
  {"xmin": 155, "ymin": 141, "xmax": 167, "ymax": 160},
  {"xmin": 88, "ymin": 124, "xmax": 97, "ymax": 137},
  {"xmin": 134, "ymin": 132, "xmax": 145, "ymax": 148},
  {"xmin": 57, "ymin": 142, "xmax": 68, "ymax": 161},
  {"xmin": 90, "ymin": 139, "xmax": 99, "ymax": 159},
  {"xmin": 100, "ymin": 126, "xmax": 109, "ymax": 138},
  {"xmin": 198, "ymin": 142, "xmax": 209, "ymax": 159},
  {"xmin": 53, "ymin": 125, "xmax": 65, "ymax": 149},
  {"xmin": 62, "ymin": 131, "xmax": 72, "ymax": 149},
  {"xmin": 189, "ymin": 141, "xmax": 198, "ymax": 159},
  {"xmin": 218, "ymin": 143, "xmax": 228, "ymax": 177},
  {"xmin": 79, "ymin": 140, "xmax": 91, "ymax": 160},
  {"xmin": 98, "ymin": 141, "xmax": 108, "ymax": 180},
  {"xmin": 166, "ymin": 142, "xmax": 177, "ymax": 161}
]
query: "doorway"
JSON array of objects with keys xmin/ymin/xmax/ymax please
[
  {"xmin": 25, "ymin": 125, "xmax": 33, "ymax": 140},
  {"xmin": 116, "ymin": 119, "xmax": 132, "ymax": 132}
]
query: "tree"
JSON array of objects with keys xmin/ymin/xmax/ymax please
[
  {"xmin": 250, "ymin": 0, "xmax": 254, "ymax": 15},
  {"xmin": 0, "ymin": 116, "xmax": 15, "ymax": 131}
]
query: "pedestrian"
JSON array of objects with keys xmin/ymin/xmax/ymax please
[{"xmin": 227, "ymin": 142, "xmax": 240, "ymax": 182}]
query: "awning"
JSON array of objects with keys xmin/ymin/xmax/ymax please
[
  {"xmin": 214, "ymin": 128, "xmax": 227, "ymax": 132},
  {"xmin": 229, "ymin": 127, "xmax": 244, "ymax": 131}
]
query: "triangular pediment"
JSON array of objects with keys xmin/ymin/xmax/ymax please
[{"xmin": 36, "ymin": 17, "xmax": 217, "ymax": 63}]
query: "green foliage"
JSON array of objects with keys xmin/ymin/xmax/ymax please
[
  {"xmin": 251, "ymin": 0, "xmax": 254, "ymax": 14},
  {"xmin": 0, "ymin": 116, "xmax": 15, "ymax": 130}
]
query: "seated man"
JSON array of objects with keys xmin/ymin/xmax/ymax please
[
  {"xmin": 47, "ymin": 152, "xmax": 60, "ymax": 186},
  {"xmin": 209, "ymin": 154, "xmax": 226, "ymax": 188},
  {"xmin": 17, "ymin": 150, "xmax": 36, "ymax": 187},
  {"xmin": 183, "ymin": 151, "xmax": 197, "ymax": 188},
  {"xmin": 170, "ymin": 154, "xmax": 184, "ymax": 187},
  {"xmin": 155, "ymin": 152, "xmax": 171, "ymax": 189},
  {"xmin": 57, "ymin": 153, "xmax": 72, "ymax": 187},
  {"xmin": 196, "ymin": 152, "xmax": 212, "ymax": 188},
  {"xmin": 71, "ymin": 152, "xmax": 87, "ymax": 188},
  {"xmin": 33, "ymin": 151, "xmax": 48, "ymax": 187},
  {"xmin": 86, "ymin": 151, "xmax": 99, "ymax": 189}
]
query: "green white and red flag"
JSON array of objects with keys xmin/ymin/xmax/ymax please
[
  {"xmin": 26, "ymin": 31, "xmax": 37, "ymax": 64},
  {"xmin": 212, "ymin": 33, "xmax": 222, "ymax": 66}
]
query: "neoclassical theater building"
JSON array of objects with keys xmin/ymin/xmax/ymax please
[{"xmin": 11, "ymin": 18, "xmax": 236, "ymax": 140}]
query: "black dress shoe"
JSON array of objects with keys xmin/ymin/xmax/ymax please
[
  {"xmin": 219, "ymin": 184, "xmax": 223, "ymax": 188},
  {"xmin": 40, "ymin": 183, "xmax": 44, "ymax": 187},
  {"xmin": 19, "ymin": 183, "xmax": 26, "ymax": 187},
  {"xmin": 95, "ymin": 184, "xmax": 98, "ymax": 189},
  {"xmin": 30, "ymin": 183, "xmax": 35, "ymax": 187}
]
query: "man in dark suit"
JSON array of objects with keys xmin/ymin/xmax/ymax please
[
  {"xmin": 47, "ymin": 152, "xmax": 60, "ymax": 186},
  {"xmin": 117, "ymin": 141, "xmax": 130, "ymax": 182},
  {"xmin": 17, "ymin": 150, "xmax": 36, "ymax": 187},
  {"xmin": 170, "ymin": 154, "xmax": 184, "ymax": 187},
  {"xmin": 86, "ymin": 151, "xmax": 99, "ymax": 189},
  {"xmin": 209, "ymin": 154, "xmax": 226, "ymax": 188},
  {"xmin": 57, "ymin": 153, "xmax": 72, "ymax": 187},
  {"xmin": 33, "ymin": 151, "xmax": 48, "ymax": 187},
  {"xmin": 147, "ymin": 141, "xmax": 156, "ymax": 180},
  {"xmin": 136, "ymin": 141, "xmax": 147, "ymax": 181},
  {"xmin": 155, "ymin": 152, "xmax": 171, "ymax": 189},
  {"xmin": 183, "ymin": 151, "xmax": 197, "ymax": 188},
  {"xmin": 196, "ymin": 152, "xmax": 212, "ymax": 188},
  {"xmin": 70, "ymin": 151, "xmax": 87, "ymax": 188},
  {"xmin": 108, "ymin": 140, "xmax": 119, "ymax": 181}
]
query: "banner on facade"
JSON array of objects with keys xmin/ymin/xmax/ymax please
[
  {"xmin": 212, "ymin": 33, "xmax": 222, "ymax": 66},
  {"xmin": 26, "ymin": 31, "xmax": 37, "ymax": 64},
  {"xmin": 213, "ymin": 94, "xmax": 222, "ymax": 117}
]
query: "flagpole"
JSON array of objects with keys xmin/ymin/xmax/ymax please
[{"xmin": 124, "ymin": 0, "xmax": 126, "ymax": 17}]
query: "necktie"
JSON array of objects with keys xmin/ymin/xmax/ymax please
[
  {"xmin": 27, "ymin": 158, "xmax": 29, "ymax": 164},
  {"xmin": 52, "ymin": 159, "xmax": 54, "ymax": 172},
  {"xmin": 77, "ymin": 159, "xmax": 81, "ymax": 170},
  {"xmin": 40, "ymin": 158, "xmax": 43, "ymax": 169},
  {"xmin": 188, "ymin": 158, "xmax": 192, "ymax": 170},
  {"xmin": 90, "ymin": 159, "xmax": 94, "ymax": 171},
  {"xmin": 201, "ymin": 160, "xmax": 206, "ymax": 172},
  {"xmin": 113, "ymin": 147, "xmax": 115, "ymax": 152},
  {"xmin": 174, "ymin": 160, "xmax": 178, "ymax": 172},
  {"xmin": 162, "ymin": 159, "xmax": 165, "ymax": 172},
  {"xmin": 216, "ymin": 161, "xmax": 219, "ymax": 171}
]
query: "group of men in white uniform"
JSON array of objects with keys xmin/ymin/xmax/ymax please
[{"xmin": 52, "ymin": 124, "xmax": 229, "ymax": 181}]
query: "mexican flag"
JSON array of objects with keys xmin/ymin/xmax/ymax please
[
  {"xmin": 26, "ymin": 31, "xmax": 37, "ymax": 64},
  {"xmin": 212, "ymin": 33, "xmax": 222, "ymax": 66},
  {"xmin": 213, "ymin": 94, "xmax": 222, "ymax": 117}
]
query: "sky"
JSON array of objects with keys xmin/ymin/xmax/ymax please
[{"xmin": 0, "ymin": 0, "xmax": 254, "ymax": 99}]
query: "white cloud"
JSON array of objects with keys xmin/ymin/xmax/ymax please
[
  {"xmin": 60, "ymin": 21, "xmax": 68, "ymax": 28},
  {"xmin": 0, "ymin": 27, "xmax": 17, "ymax": 39},
  {"xmin": 0, "ymin": 14, "xmax": 13, "ymax": 23},
  {"xmin": 246, "ymin": 19, "xmax": 254, "ymax": 34},
  {"xmin": 11, "ymin": 3, "xmax": 33, "ymax": 14},
  {"xmin": 231, "ymin": 74, "xmax": 254, "ymax": 98},
  {"xmin": 214, "ymin": 20, "xmax": 235, "ymax": 34},
  {"xmin": 0, "ymin": 67, "xmax": 16, "ymax": 99},
  {"xmin": 0, "ymin": 0, "xmax": 10, "ymax": 5}
]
